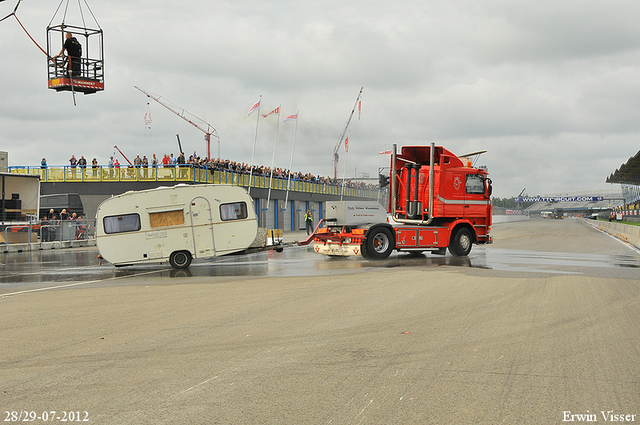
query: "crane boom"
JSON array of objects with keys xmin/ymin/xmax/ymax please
[
  {"xmin": 134, "ymin": 86, "xmax": 220, "ymax": 160},
  {"xmin": 332, "ymin": 87, "xmax": 363, "ymax": 179},
  {"xmin": 113, "ymin": 145, "xmax": 132, "ymax": 165}
]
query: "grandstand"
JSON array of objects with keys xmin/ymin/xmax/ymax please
[
  {"xmin": 521, "ymin": 149, "xmax": 640, "ymax": 221},
  {"xmin": 606, "ymin": 149, "xmax": 640, "ymax": 220},
  {"xmin": 521, "ymin": 192, "xmax": 624, "ymax": 218}
]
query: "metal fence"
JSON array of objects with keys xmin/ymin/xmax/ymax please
[
  {"xmin": 39, "ymin": 219, "xmax": 93, "ymax": 242},
  {"xmin": 1, "ymin": 219, "xmax": 95, "ymax": 245}
]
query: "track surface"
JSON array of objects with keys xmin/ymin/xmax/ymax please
[{"xmin": 1, "ymin": 219, "xmax": 639, "ymax": 424}]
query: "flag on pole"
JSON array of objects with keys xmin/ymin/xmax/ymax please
[
  {"xmin": 358, "ymin": 100, "xmax": 362, "ymax": 120},
  {"xmin": 248, "ymin": 99, "xmax": 261, "ymax": 116},
  {"xmin": 345, "ymin": 136, "xmax": 349, "ymax": 153},
  {"xmin": 283, "ymin": 113, "xmax": 298, "ymax": 122},
  {"xmin": 262, "ymin": 106, "xmax": 280, "ymax": 118}
]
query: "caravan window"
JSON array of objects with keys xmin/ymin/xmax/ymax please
[
  {"xmin": 149, "ymin": 209, "xmax": 185, "ymax": 228},
  {"xmin": 103, "ymin": 214, "xmax": 141, "ymax": 234},
  {"xmin": 220, "ymin": 202, "xmax": 248, "ymax": 221}
]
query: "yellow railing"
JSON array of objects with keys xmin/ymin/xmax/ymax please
[{"xmin": 9, "ymin": 166, "xmax": 380, "ymax": 199}]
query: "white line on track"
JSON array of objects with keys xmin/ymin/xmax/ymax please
[
  {"xmin": 180, "ymin": 376, "xmax": 219, "ymax": 394},
  {"xmin": 2, "ymin": 265, "xmax": 101, "ymax": 278},
  {"xmin": 0, "ymin": 269, "xmax": 163, "ymax": 298}
]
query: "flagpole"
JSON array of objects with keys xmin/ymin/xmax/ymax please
[
  {"xmin": 248, "ymin": 95, "xmax": 261, "ymax": 196},
  {"xmin": 284, "ymin": 111, "xmax": 299, "ymax": 207},
  {"xmin": 340, "ymin": 132, "xmax": 350, "ymax": 200},
  {"xmin": 266, "ymin": 105, "xmax": 281, "ymax": 209}
]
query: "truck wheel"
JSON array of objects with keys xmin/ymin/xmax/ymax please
[
  {"xmin": 449, "ymin": 227, "xmax": 472, "ymax": 257},
  {"xmin": 169, "ymin": 250, "xmax": 192, "ymax": 269},
  {"xmin": 360, "ymin": 243, "xmax": 370, "ymax": 259},
  {"xmin": 365, "ymin": 227, "xmax": 394, "ymax": 260}
]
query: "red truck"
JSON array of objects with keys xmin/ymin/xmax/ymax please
[{"xmin": 306, "ymin": 143, "xmax": 493, "ymax": 259}]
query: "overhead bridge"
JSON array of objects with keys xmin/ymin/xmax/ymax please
[{"xmin": 9, "ymin": 165, "xmax": 383, "ymax": 231}]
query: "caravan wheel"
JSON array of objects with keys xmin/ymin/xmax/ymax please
[{"xmin": 169, "ymin": 251, "xmax": 192, "ymax": 269}]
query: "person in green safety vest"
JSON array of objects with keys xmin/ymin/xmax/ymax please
[{"xmin": 304, "ymin": 210, "xmax": 313, "ymax": 235}]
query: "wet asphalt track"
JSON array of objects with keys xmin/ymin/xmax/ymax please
[
  {"xmin": 1, "ymin": 218, "xmax": 639, "ymax": 295},
  {"xmin": 1, "ymin": 219, "xmax": 639, "ymax": 424}
]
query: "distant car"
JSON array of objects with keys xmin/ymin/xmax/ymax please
[
  {"xmin": 553, "ymin": 207, "xmax": 564, "ymax": 219},
  {"xmin": 39, "ymin": 193, "xmax": 84, "ymax": 218}
]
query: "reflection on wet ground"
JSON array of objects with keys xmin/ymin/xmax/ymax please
[
  {"xmin": 1, "ymin": 242, "xmax": 639, "ymax": 294},
  {"xmin": 463, "ymin": 248, "xmax": 640, "ymax": 275}
]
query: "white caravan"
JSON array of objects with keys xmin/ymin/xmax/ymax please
[{"xmin": 96, "ymin": 184, "xmax": 257, "ymax": 269}]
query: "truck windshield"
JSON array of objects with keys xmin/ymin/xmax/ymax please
[{"xmin": 466, "ymin": 174, "xmax": 485, "ymax": 195}]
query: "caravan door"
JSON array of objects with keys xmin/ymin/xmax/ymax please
[{"xmin": 189, "ymin": 196, "xmax": 216, "ymax": 259}]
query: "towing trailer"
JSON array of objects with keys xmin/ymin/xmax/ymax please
[
  {"xmin": 96, "ymin": 184, "xmax": 257, "ymax": 269},
  {"xmin": 306, "ymin": 143, "xmax": 493, "ymax": 259}
]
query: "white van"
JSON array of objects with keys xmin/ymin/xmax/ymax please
[{"xmin": 96, "ymin": 184, "xmax": 257, "ymax": 269}]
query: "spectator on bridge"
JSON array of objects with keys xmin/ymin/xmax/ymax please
[
  {"xmin": 69, "ymin": 155, "xmax": 77, "ymax": 178},
  {"xmin": 40, "ymin": 158, "xmax": 47, "ymax": 179},
  {"xmin": 133, "ymin": 154, "xmax": 143, "ymax": 178},
  {"xmin": 142, "ymin": 155, "xmax": 149, "ymax": 178},
  {"xmin": 78, "ymin": 156, "xmax": 87, "ymax": 174},
  {"xmin": 108, "ymin": 156, "xmax": 114, "ymax": 178},
  {"xmin": 177, "ymin": 152, "xmax": 187, "ymax": 178}
]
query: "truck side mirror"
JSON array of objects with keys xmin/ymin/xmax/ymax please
[{"xmin": 379, "ymin": 174, "xmax": 389, "ymax": 188}]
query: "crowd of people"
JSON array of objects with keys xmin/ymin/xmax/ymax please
[
  {"xmin": 43, "ymin": 151, "xmax": 379, "ymax": 190},
  {"xmin": 200, "ymin": 156, "xmax": 377, "ymax": 190},
  {"xmin": 40, "ymin": 209, "xmax": 86, "ymax": 241}
]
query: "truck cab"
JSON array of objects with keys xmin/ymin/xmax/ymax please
[
  {"xmin": 392, "ymin": 145, "xmax": 492, "ymax": 225},
  {"xmin": 309, "ymin": 143, "xmax": 493, "ymax": 260}
]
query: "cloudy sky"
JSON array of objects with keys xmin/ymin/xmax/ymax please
[{"xmin": 1, "ymin": 0, "xmax": 639, "ymax": 198}]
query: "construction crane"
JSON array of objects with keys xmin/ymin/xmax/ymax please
[
  {"xmin": 134, "ymin": 86, "xmax": 220, "ymax": 160},
  {"xmin": 332, "ymin": 87, "xmax": 363, "ymax": 179},
  {"xmin": 113, "ymin": 145, "xmax": 132, "ymax": 165}
]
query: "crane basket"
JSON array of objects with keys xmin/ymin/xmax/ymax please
[{"xmin": 46, "ymin": 0, "xmax": 104, "ymax": 94}]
